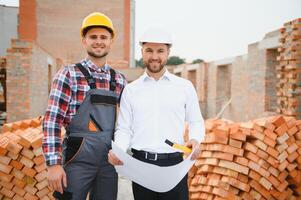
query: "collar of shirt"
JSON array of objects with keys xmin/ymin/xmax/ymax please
[
  {"xmin": 141, "ymin": 68, "xmax": 173, "ymax": 82},
  {"xmin": 81, "ymin": 57, "xmax": 110, "ymax": 73}
]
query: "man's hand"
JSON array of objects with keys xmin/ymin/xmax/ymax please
[
  {"xmin": 47, "ymin": 165, "xmax": 67, "ymax": 194},
  {"xmin": 108, "ymin": 150, "xmax": 123, "ymax": 165},
  {"xmin": 185, "ymin": 139, "xmax": 201, "ymax": 160}
]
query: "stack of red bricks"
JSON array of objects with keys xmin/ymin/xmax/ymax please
[
  {"xmin": 0, "ymin": 117, "xmax": 55, "ymax": 200},
  {"xmin": 189, "ymin": 115, "xmax": 301, "ymax": 200},
  {"xmin": 277, "ymin": 18, "xmax": 301, "ymax": 117}
]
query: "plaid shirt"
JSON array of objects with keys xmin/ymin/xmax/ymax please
[{"xmin": 42, "ymin": 58, "xmax": 127, "ymax": 166}]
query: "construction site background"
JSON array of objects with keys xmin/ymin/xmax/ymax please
[{"xmin": 0, "ymin": 1, "xmax": 301, "ymax": 200}]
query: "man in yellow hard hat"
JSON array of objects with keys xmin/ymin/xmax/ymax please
[{"xmin": 42, "ymin": 12, "xmax": 127, "ymax": 200}]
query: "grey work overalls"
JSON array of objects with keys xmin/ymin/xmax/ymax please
[{"xmin": 62, "ymin": 63, "xmax": 119, "ymax": 200}]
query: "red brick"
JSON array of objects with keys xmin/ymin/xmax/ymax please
[
  {"xmin": 22, "ymin": 166, "xmax": 37, "ymax": 177},
  {"xmin": 24, "ymin": 185, "xmax": 38, "ymax": 195},
  {"xmin": 288, "ymin": 126, "xmax": 298, "ymax": 136},
  {"xmin": 287, "ymin": 151, "xmax": 299, "ymax": 163},
  {"xmin": 276, "ymin": 142, "xmax": 288, "ymax": 153},
  {"xmin": 252, "ymin": 139, "xmax": 268, "ymax": 151},
  {"xmin": 0, "ymin": 162, "xmax": 13, "ymax": 174},
  {"xmin": 244, "ymin": 142, "xmax": 258, "ymax": 154},
  {"xmin": 204, "ymin": 132, "xmax": 228, "ymax": 144},
  {"xmin": 277, "ymin": 180, "xmax": 288, "ymax": 192},
  {"xmin": 21, "ymin": 147, "xmax": 35, "ymax": 159},
  {"xmin": 263, "ymin": 135, "xmax": 276, "ymax": 147},
  {"xmin": 275, "ymin": 123, "xmax": 289, "ymax": 136},
  {"xmin": 257, "ymin": 149, "xmax": 269, "ymax": 159},
  {"xmin": 258, "ymin": 159, "xmax": 270, "ymax": 170},
  {"xmin": 245, "ymin": 151, "xmax": 260, "ymax": 163},
  {"xmin": 259, "ymin": 177, "xmax": 272, "ymax": 190},
  {"xmin": 229, "ymin": 138, "xmax": 242, "ymax": 148},
  {"xmin": 12, "ymin": 177, "xmax": 26, "ymax": 189},
  {"xmin": 36, "ymin": 187, "xmax": 50, "ymax": 198},
  {"xmin": 6, "ymin": 141, "xmax": 23, "ymax": 155},
  {"xmin": 287, "ymin": 143, "xmax": 298, "ymax": 154},
  {"xmin": 268, "ymin": 166, "xmax": 280, "ymax": 177},
  {"xmin": 295, "ymin": 131, "xmax": 301, "ymax": 140},
  {"xmin": 230, "ymin": 131, "xmax": 247, "ymax": 141},
  {"xmin": 268, "ymin": 175, "xmax": 281, "ymax": 187},
  {"xmin": 0, "ymin": 180, "xmax": 14, "ymax": 190},
  {"xmin": 264, "ymin": 128, "xmax": 277, "ymax": 140},
  {"xmin": 234, "ymin": 156, "xmax": 248, "ymax": 166},
  {"xmin": 34, "ymin": 163, "xmax": 47, "ymax": 173},
  {"xmin": 12, "ymin": 185, "xmax": 26, "ymax": 196},
  {"xmin": 24, "ymin": 192, "xmax": 39, "ymax": 200},
  {"xmin": 253, "ymin": 122, "xmax": 265, "ymax": 133},
  {"xmin": 266, "ymin": 156, "xmax": 279, "ymax": 167},
  {"xmin": 258, "ymin": 167, "xmax": 270, "ymax": 178},
  {"xmin": 287, "ymin": 163, "xmax": 297, "ymax": 172},
  {"xmin": 33, "ymin": 155, "xmax": 45, "ymax": 165},
  {"xmin": 212, "ymin": 152, "xmax": 233, "ymax": 161},
  {"xmin": 277, "ymin": 150, "xmax": 288, "ymax": 163},
  {"xmin": 0, "ymin": 171, "xmax": 13, "ymax": 182},
  {"xmin": 1, "ymin": 187, "xmax": 15, "ymax": 198},
  {"xmin": 35, "ymin": 179, "xmax": 48, "ymax": 190},
  {"xmin": 20, "ymin": 156, "xmax": 35, "ymax": 168},
  {"xmin": 223, "ymin": 145, "xmax": 244, "ymax": 156},
  {"xmin": 0, "ymin": 155, "xmax": 11, "ymax": 165},
  {"xmin": 11, "ymin": 168, "xmax": 25, "ymax": 180},
  {"xmin": 10, "ymin": 160, "xmax": 24, "ymax": 170},
  {"xmin": 277, "ymin": 133, "xmax": 289, "ymax": 144},
  {"xmin": 278, "ymin": 160, "xmax": 288, "ymax": 171},
  {"xmin": 250, "ymin": 129, "xmax": 265, "ymax": 140},
  {"xmin": 248, "ymin": 160, "xmax": 260, "ymax": 172},
  {"xmin": 271, "ymin": 115, "xmax": 286, "ymax": 127},
  {"xmin": 278, "ymin": 170, "xmax": 288, "ymax": 182}
]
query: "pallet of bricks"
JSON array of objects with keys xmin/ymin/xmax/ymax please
[
  {"xmin": 277, "ymin": 18, "xmax": 301, "ymax": 117},
  {"xmin": 188, "ymin": 115, "xmax": 301, "ymax": 200},
  {"xmin": 0, "ymin": 117, "xmax": 55, "ymax": 200}
]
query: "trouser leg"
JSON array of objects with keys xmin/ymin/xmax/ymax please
[
  {"xmin": 131, "ymin": 154, "xmax": 188, "ymax": 200},
  {"xmin": 132, "ymin": 181, "xmax": 157, "ymax": 200},
  {"xmin": 89, "ymin": 163, "xmax": 118, "ymax": 200},
  {"xmin": 64, "ymin": 162, "xmax": 97, "ymax": 200},
  {"xmin": 157, "ymin": 174, "xmax": 188, "ymax": 200}
]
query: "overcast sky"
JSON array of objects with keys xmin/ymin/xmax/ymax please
[{"xmin": 1, "ymin": 0, "xmax": 300, "ymax": 62}]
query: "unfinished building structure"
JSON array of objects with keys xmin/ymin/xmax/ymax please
[
  {"xmin": 174, "ymin": 18, "xmax": 301, "ymax": 122},
  {"xmin": 0, "ymin": 0, "xmax": 135, "ymax": 123}
]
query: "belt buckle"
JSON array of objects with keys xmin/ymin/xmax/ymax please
[{"xmin": 145, "ymin": 152, "xmax": 157, "ymax": 161}]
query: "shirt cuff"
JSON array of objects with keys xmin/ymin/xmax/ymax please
[{"xmin": 45, "ymin": 154, "xmax": 62, "ymax": 166}]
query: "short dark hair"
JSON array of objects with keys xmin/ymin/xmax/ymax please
[
  {"xmin": 82, "ymin": 25, "xmax": 114, "ymax": 38},
  {"xmin": 142, "ymin": 42, "xmax": 171, "ymax": 48}
]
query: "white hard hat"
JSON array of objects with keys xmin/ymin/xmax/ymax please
[{"xmin": 139, "ymin": 27, "xmax": 173, "ymax": 47}]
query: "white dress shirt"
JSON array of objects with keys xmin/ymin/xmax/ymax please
[{"xmin": 114, "ymin": 69, "xmax": 205, "ymax": 153}]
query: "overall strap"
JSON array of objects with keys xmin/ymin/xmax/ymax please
[
  {"xmin": 109, "ymin": 68, "xmax": 117, "ymax": 92},
  {"xmin": 75, "ymin": 63, "xmax": 96, "ymax": 89}
]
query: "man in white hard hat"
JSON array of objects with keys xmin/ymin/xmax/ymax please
[{"xmin": 108, "ymin": 27, "xmax": 205, "ymax": 200}]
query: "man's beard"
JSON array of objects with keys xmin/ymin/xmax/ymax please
[
  {"xmin": 87, "ymin": 50, "xmax": 108, "ymax": 59},
  {"xmin": 144, "ymin": 60, "xmax": 166, "ymax": 73}
]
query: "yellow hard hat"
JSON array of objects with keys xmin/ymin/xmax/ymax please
[{"xmin": 81, "ymin": 12, "xmax": 115, "ymax": 38}]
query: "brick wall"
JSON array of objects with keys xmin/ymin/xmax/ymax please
[
  {"xmin": 18, "ymin": 0, "xmax": 132, "ymax": 68},
  {"xmin": 6, "ymin": 39, "xmax": 56, "ymax": 122},
  {"xmin": 265, "ymin": 49, "xmax": 278, "ymax": 112},
  {"xmin": 244, "ymin": 42, "xmax": 266, "ymax": 119},
  {"xmin": 216, "ymin": 64, "xmax": 231, "ymax": 114},
  {"xmin": 173, "ymin": 29, "xmax": 280, "ymax": 121}
]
